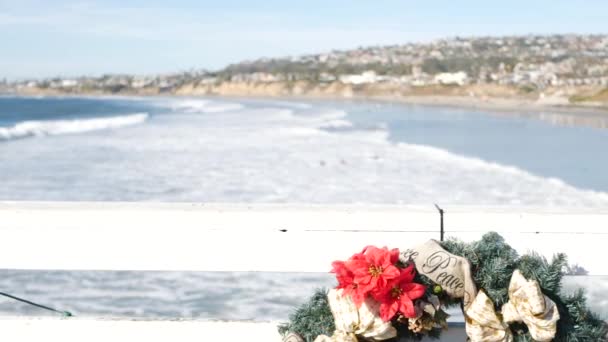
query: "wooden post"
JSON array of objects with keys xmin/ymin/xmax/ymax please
[{"xmin": 435, "ymin": 204, "xmax": 445, "ymax": 241}]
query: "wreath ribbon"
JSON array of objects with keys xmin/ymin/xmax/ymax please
[
  {"xmin": 401, "ymin": 240, "xmax": 477, "ymax": 308},
  {"xmin": 465, "ymin": 270, "xmax": 559, "ymax": 342},
  {"xmin": 314, "ymin": 289, "xmax": 396, "ymax": 342}
]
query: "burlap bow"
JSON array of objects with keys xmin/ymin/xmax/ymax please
[
  {"xmin": 465, "ymin": 290, "xmax": 514, "ymax": 342},
  {"xmin": 313, "ymin": 289, "xmax": 397, "ymax": 342},
  {"xmin": 502, "ymin": 270, "xmax": 560, "ymax": 341},
  {"xmin": 465, "ymin": 270, "xmax": 559, "ymax": 342}
]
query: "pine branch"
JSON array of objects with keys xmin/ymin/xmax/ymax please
[
  {"xmin": 278, "ymin": 288, "xmax": 335, "ymax": 342},
  {"xmin": 443, "ymin": 233, "xmax": 606, "ymax": 341}
]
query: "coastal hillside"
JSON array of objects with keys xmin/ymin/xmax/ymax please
[{"xmin": 5, "ymin": 34, "xmax": 608, "ymax": 109}]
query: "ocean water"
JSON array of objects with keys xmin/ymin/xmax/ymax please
[
  {"xmin": 1, "ymin": 95, "xmax": 608, "ymax": 204},
  {"xmin": 0, "ymin": 271, "xmax": 604, "ymax": 321},
  {"xmin": 1, "ymin": 95, "xmax": 608, "ymax": 320},
  {"xmin": 0, "ymin": 270, "xmax": 336, "ymax": 320}
]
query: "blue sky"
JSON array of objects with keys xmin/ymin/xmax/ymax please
[{"xmin": 1, "ymin": 0, "xmax": 607, "ymax": 80}]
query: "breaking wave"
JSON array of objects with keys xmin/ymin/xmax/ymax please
[
  {"xmin": 0, "ymin": 113, "xmax": 148, "ymax": 141},
  {"xmin": 2, "ymin": 97, "xmax": 608, "ymax": 208},
  {"xmin": 169, "ymin": 99, "xmax": 244, "ymax": 113}
]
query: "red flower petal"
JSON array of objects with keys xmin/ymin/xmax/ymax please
[
  {"xmin": 380, "ymin": 298, "xmax": 400, "ymax": 322},
  {"xmin": 399, "ymin": 263, "xmax": 416, "ymax": 283},
  {"xmin": 331, "ymin": 261, "xmax": 354, "ymax": 287},
  {"xmin": 398, "ymin": 296, "xmax": 417, "ymax": 318},
  {"xmin": 347, "ymin": 259, "xmax": 368, "ymax": 273},
  {"xmin": 383, "ymin": 264, "xmax": 401, "ymax": 279},
  {"xmin": 350, "ymin": 289, "xmax": 366, "ymax": 307},
  {"xmin": 349, "ymin": 250, "xmax": 366, "ymax": 262},
  {"xmin": 389, "ymin": 248, "xmax": 400, "ymax": 264},
  {"xmin": 365, "ymin": 246, "xmax": 384, "ymax": 265},
  {"xmin": 402, "ymin": 283, "xmax": 426, "ymax": 300}
]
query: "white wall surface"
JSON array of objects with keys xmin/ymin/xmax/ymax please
[
  {"xmin": 0, "ymin": 202, "xmax": 606, "ymax": 274},
  {"xmin": 0, "ymin": 318, "xmax": 467, "ymax": 342}
]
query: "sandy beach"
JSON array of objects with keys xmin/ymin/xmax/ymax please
[
  {"xmin": 10, "ymin": 82, "xmax": 608, "ymax": 116},
  {"xmin": 179, "ymin": 86, "xmax": 608, "ymax": 129},
  {"xmin": 8, "ymin": 86, "xmax": 608, "ymax": 131}
]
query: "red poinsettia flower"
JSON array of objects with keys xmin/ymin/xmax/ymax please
[
  {"xmin": 331, "ymin": 249, "xmax": 365, "ymax": 288},
  {"xmin": 388, "ymin": 247, "xmax": 400, "ymax": 264},
  {"xmin": 331, "ymin": 252, "xmax": 368, "ymax": 307},
  {"xmin": 377, "ymin": 264, "xmax": 426, "ymax": 321},
  {"xmin": 347, "ymin": 246, "xmax": 401, "ymax": 299},
  {"xmin": 332, "ymin": 260, "xmax": 353, "ymax": 289}
]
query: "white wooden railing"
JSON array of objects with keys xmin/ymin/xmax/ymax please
[{"xmin": 0, "ymin": 202, "xmax": 606, "ymax": 341}]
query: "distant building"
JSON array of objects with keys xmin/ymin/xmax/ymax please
[
  {"xmin": 434, "ymin": 72, "xmax": 468, "ymax": 86},
  {"xmin": 61, "ymin": 80, "xmax": 78, "ymax": 87},
  {"xmin": 198, "ymin": 77, "xmax": 218, "ymax": 85},
  {"xmin": 131, "ymin": 77, "xmax": 153, "ymax": 89},
  {"xmin": 319, "ymin": 73, "xmax": 337, "ymax": 83},
  {"xmin": 339, "ymin": 71, "xmax": 378, "ymax": 85}
]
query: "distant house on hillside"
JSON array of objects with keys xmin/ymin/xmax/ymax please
[
  {"xmin": 434, "ymin": 71, "xmax": 468, "ymax": 86},
  {"xmin": 339, "ymin": 71, "xmax": 378, "ymax": 85},
  {"xmin": 61, "ymin": 80, "xmax": 78, "ymax": 87},
  {"xmin": 131, "ymin": 77, "xmax": 154, "ymax": 89},
  {"xmin": 319, "ymin": 73, "xmax": 337, "ymax": 83}
]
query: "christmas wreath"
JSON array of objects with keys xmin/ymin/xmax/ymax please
[{"xmin": 278, "ymin": 232, "xmax": 607, "ymax": 341}]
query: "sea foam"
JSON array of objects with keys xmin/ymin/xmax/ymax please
[
  {"xmin": 0, "ymin": 113, "xmax": 148, "ymax": 141},
  {"xmin": 2, "ymin": 98, "xmax": 608, "ymax": 207},
  {"xmin": 140, "ymin": 103, "xmax": 608, "ymax": 207},
  {"xmin": 169, "ymin": 99, "xmax": 244, "ymax": 113}
]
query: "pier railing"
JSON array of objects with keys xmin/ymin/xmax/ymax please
[{"xmin": 0, "ymin": 202, "xmax": 606, "ymax": 341}]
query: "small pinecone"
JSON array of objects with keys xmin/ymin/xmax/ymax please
[
  {"xmin": 408, "ymin": 315, "xmax": 435, "ymax": 334},
  {"xmin": 408, "ymin": 317, "xmax": 424, "ymax": 333}
]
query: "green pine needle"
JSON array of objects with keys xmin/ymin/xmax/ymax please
[{"xmin": 278, "ymin": 288, "xmax": 335, "ymax": 342}]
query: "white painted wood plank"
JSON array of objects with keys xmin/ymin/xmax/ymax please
[
  {"xmin": 1, "ymin": 202, "xmax": 606, "ymax": 232},
  {"xmin": 0, "ymin": 202, "xmax": 439, "ymax": 232},
  {"xmin": 0, "ymin": 318, "xmax": 283, "ymax": 342},
  {"xmin": 0, "ymin": 318, "xmax": 467, "ymax": 342},
  {"xmin": 0, "ymin": 202, "xmax": 606, "ymax": 274}
]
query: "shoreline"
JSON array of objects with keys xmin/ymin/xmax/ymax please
[
  {"xmin": 221, "ymin": 93, "xmax": 608, "ymax": 116},
  {"xmin": 5, "ymin": 88, "xmax": 608, "ymax": 119},
  {"xmin": 368, "ymin": 94, "xmax": 608, "ymax": 115},
  {"xmin": 7, "ymin": 87, "xmax": 608, "ymax": 114},
  {"xmin": 218, "ymin": 93, "xmax": 608, "ymax": 129}
]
